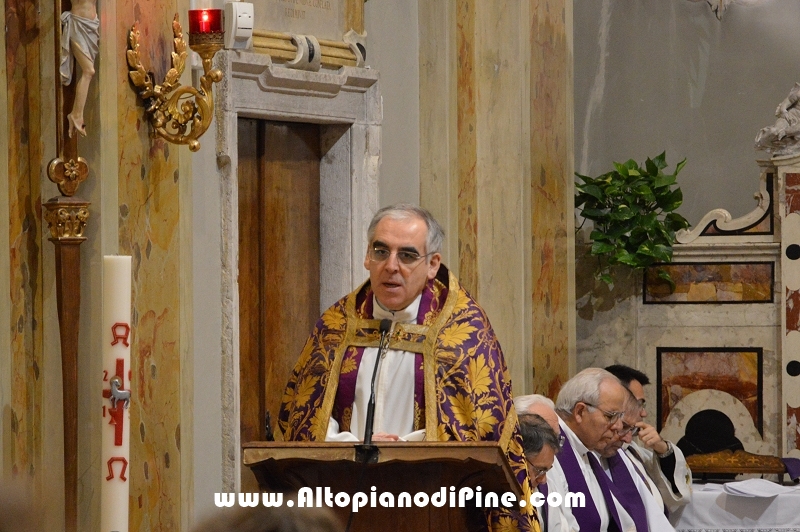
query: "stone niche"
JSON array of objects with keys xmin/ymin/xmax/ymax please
[{"xmin": 213, "ymin": 49, "xmax": 381, "ymax": 488}]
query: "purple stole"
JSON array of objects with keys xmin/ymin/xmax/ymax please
[
  {"xmin": 538, "ymin": 482, "xmax": 549, "ymax": 530},
  {"xmin": 606, "ymin": 453, "xmax": 649, "ymax": 532},
  {"xmin": 558, "ymin": 428, "xmax": 621, "ymax": 531},
  {"xmin": 626, "ymin": 446, "xmax": 669, "ymax": 518}
]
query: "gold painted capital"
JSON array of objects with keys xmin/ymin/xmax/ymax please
[
  {"xmin": 44, "ymin": 197, "xmax": 91, "ymax": 240},
  {"xmin": 47, "ymin": 157, "xmax": 89, "ymax": 197}
]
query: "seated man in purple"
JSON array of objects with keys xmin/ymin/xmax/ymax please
[
  {"xmin": 605, "ymin": 364, "xmax": 691, "ymax": 513},
  {"xmin": 547, "ymin": 368, "xmax": 628, "ymax": 531},
  {"xmin": 593, "ymin": 391, "xmax": 675, "ymax": 532},
  {"xmin": 279, "ymin": 204, "xmax": 538, "ymax": 531},
  {"xmin": 519, "ymin": 413, "xmax": 562, "ymax": 532}
]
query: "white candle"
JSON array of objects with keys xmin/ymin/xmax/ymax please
[{"xmin": 101, "ymin": 256, "xmax": 132, "ymax": 532}]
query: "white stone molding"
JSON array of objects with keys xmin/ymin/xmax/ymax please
[
  {"xmin": 343, "ymin": 29, "xmax": 367, "ymax": 68},
  {"xmin": 672, "ymin": 241, "xmax": 780, "ymax": 261},
  {"xmin": 214, "ymin": 51, "xmax": 381, "ymax": 491},
  {"xmin": 286, "ymin": 34, "xmax": 322, "ymax": 72},
  {"xmin": 676, "ymin": 160, "xmax": 774, "ymax": 244},
  {"xmin": 662, "ymin": 389, "xmax": 769, "ymax": 455}
]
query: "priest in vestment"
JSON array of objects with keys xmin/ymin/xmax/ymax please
[{"xmin": 279, "ymin": 204, "xmax": 539, "ymax": 532}]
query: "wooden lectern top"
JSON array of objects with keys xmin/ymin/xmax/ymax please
[{"xmin": 242, "ymin": 441, "xmax": 525, "ymax": 532}]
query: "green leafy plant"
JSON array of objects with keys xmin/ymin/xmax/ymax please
[{"xmin": 575, "ymin": 152, "xmax": 690, "ymax": 288}]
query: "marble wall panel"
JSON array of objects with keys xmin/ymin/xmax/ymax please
[
  {"xmin": 787, "ymin": 288, "xmax": 800, "ymax": 333},
  {"xmin": 788, "ymin": 405, "xmax": 800, "ymax": 453},
  {"xmin": 116, "ymin": 1, "xmax": 184, "ymax": 528},
  {"xmin": 455, "ymin": 0, "xmax": 478, "ymax": 297},
  {"xmin": 575, "ymin": 256, "xmax": 639, "ymax": 372},
  {"xmin": 0, "ymin": 0, "xmax": 10, "ymax": 485},
  {"xmin": 638, "ymin": 298, "xmax": 779, "ymax": 329},
  {"xmin": 644, "ymin": 262, "xmax": 774, "ymax": 304},
  {"xmin": 638, "ymin": 326, "xmax": 779, "ymax": 456},
  {"xmin": 418, "ymin": 0, "xmax": 459, "ymax": 272},
  {"xmin": 471, "ymin": 0, "xmax": 533, "ymax": 394},
  {"xmin": 785, "ymin": 173, "xmax": 800, "ymax": 216},
  {"xmin": 421, "ymin": 0, "xmax": 575, "ymax": 396},
  {"xmin": 530, "ymin": 0, "xmax": 573, "ymax": 398},
  {"xmin": 657, "ymin": 348, "xmax": 761, "ymax": 433},
  {"xmin": 5, "ymin": 0, "xmax": 44, "ymax": 499}
]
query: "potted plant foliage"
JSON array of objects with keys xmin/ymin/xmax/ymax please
[{"xmin": 575, "ymin": 152, "xmax": 690, "ymax": 288}]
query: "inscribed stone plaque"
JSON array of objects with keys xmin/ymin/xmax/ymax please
[{"xmin": 259, "ymin": 0, "xmax": 345, "ymax": 41}]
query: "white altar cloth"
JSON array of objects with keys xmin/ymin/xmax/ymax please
[{"xmin": 671, "ymin": 482, "xmax": 800, "ymax": 532}]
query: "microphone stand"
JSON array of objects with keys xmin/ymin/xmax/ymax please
[
  {"xmin": 347, "ymin": 319, "xmax": 392, "ymax": 532},
  {"xmin": 355, "ymin": 318, "xmax": 392, "ymax": 464}
]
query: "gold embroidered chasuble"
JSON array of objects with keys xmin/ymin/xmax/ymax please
[{"xmin": 279, "ymin": 265, "xmax": 540, "ymax": 531}]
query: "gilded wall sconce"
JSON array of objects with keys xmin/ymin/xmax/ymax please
[{"xmin": 126, "ymin": 11, "xmax": 224, "ymax": 152}]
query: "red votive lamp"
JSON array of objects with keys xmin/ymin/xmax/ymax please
[{"xmin": 188, "ymin": 8, "xmax": 222, "ymax": 34}]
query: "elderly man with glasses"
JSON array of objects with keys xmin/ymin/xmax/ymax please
[
  {"xmin": 592, "ymin": 391, "xmax": 676, "ymax": 532},
  {"xmin": 548, "ymin": 368, "xmax": 634, "ymax": 531},
  {"xmin": 279, "ymin": 204, "xmax": 539, "ymax": 531},
  {"xmin": 605, "ymin": 365, "xmax": 691, "ymax": 514}
]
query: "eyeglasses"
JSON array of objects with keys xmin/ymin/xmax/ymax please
[
  {"xmin": 526, "ymin": 459, "xmax": 553, "ymax": 480},
  {"xmin": 368, "ymin": 245, "xmax": 434, "ymax": 267},
  {"xmin": 617, "ymin": 421, "xmax": 641, "ymax": 438},
  {"xmin": 582, "ymin": 402, "xmax": 624, "ymax": 424}
]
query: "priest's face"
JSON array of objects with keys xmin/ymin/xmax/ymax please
[{"xmin": 364, "ymin": 215, "xmax": 442, "ymax": 311}]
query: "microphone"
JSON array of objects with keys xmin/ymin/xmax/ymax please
[{"xmin": 362, "ymin": 318, "xmax": 392, "ymax": 446}]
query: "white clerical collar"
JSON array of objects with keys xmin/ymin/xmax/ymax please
[{"xmin": 373, "ymin": 293, "xmax": 422, "ymax": 324}]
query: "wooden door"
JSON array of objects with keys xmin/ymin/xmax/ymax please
[{"xmin": 238, "ymin": 119, "xmax": 321, "ymax": 487}]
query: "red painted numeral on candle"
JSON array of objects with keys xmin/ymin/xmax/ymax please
[{"xmin": 103, "ymin": 370, "xmax": 108, "ymax": 381}]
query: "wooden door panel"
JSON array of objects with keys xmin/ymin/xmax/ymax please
[
  {"xmin": 238, "ymin": 119, "xmax": 321, "ymax": 487},
  {"xmin": 260, "ymin": 121, "xmax": 321, "ymax": 440},
  {"xmin": 238, "ymin": 118, "xmax": 264, "ymax": 446}
]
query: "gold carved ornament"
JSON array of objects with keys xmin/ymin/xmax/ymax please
[
  {"xmin": 126, "ymin": 14, "xmax": 222, "ymax": 152},
  {"xmin": 47, "ymin": 157, "xmax": 89, "ymax": 197},
  {"xmin": 44, "ymin": 202, "xmax": 90, "ymax": 239}
]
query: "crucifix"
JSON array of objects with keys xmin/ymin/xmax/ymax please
[{"xmin": 45, "ymin": 0, "xmax": 98, "ymax": 530}]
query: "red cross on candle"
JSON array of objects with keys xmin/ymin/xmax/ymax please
[{"xmin": 102, "ymin": 358, "xmax": 127, "ymax": 446}]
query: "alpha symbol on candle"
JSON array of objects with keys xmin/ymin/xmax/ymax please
[
  {"xmin": 103, "ymin": 359, "xmax": 128, "ymax": 446},
  {"xmin": 111, "ymin": 322, "xmax": 131, "ymax": 347},
  {"xmin": 106, "ymin": 457, "xmax": 129, "ymax": 481}
]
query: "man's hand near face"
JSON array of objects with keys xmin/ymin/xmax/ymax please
[{"xmin": 635, "ymin": 422, "xmax": 669, "ymax": 456}]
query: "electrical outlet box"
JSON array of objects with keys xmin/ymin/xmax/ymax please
[{"xmin": 224, "ymin": 1, "xmax": 254, "ymax": 50}]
